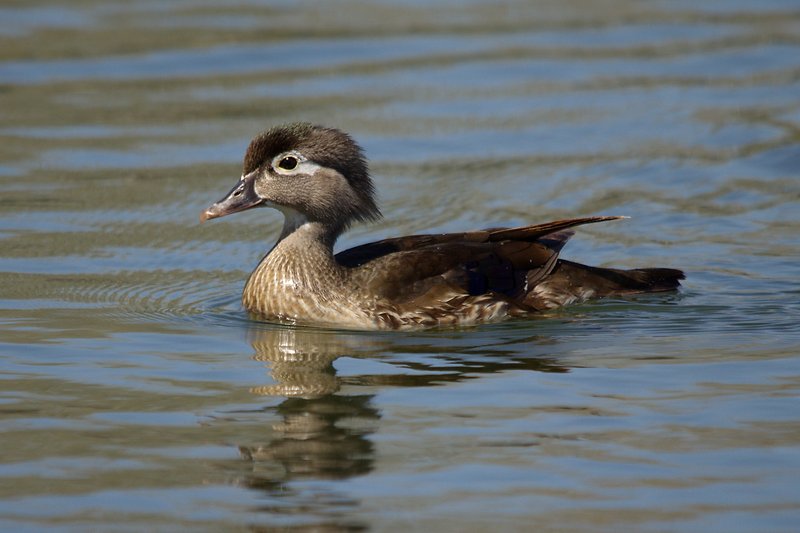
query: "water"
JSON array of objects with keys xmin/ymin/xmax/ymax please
[{"xmin": 1, "ymin": 0, "xmax": 799, "ymax": 531}]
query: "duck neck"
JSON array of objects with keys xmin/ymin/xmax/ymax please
[
  {"xmin": 275, "ymin": 207, "xmax": 340, "ymax": 251},
  {"xmin": 243, "ymin": 208, "xmax": 349, "ymax": 317},
  {"xmin": 258, "ymin": 206, "xmax": 348, "ymax": 289}
]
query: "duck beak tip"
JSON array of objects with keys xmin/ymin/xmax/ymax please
[{"xmin": 199, "ymin": 208, "xmax": 214, "ymax": 223}]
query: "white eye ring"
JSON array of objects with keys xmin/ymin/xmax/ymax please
[
  {"xmin": 272, "ymin": 153, "xmax": 323, "ymax": 176},
  {"xmin": 272, "ymin": 152, "xmax": 307, "ymax": 174},
  {"xmin": 277, "ymin": 155, "xmax": 298, "ymax": 171}
]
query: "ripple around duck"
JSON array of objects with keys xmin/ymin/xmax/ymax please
[
  {"xmin": 105, "ymin": 285, "xmax": 250, "ymax": 327},
  {"xmin": 0, "ymin": 269, "xmax": 246, "ymax": 327}
]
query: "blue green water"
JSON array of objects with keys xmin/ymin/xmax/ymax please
[{"xmin": 1, "ymin": 1, "xmax": 799, "ymax": 530}]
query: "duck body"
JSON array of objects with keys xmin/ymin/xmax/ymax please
[{"xmin": 202, "ymin": 123, "xmax": 684, "ymax": 330}]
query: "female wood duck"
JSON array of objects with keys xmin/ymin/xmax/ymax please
[{"xmin": 201, "ymin": 123, "xmax": 684, "ymax": 330}]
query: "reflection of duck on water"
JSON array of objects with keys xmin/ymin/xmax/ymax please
[
  {"xmin": 201, "ymin": 123, "xmax": 684, "ymax": 330},
  {"xmin": 239, "ymin": 326, "xmax": 380, "ymax": 496},
  {"xmin": 245, "ymin": 324, "xmax": 572, "ymax": 400},
  {"xmin": 237, "ymin": 325, "xmax": 571, "ymax": 499},
  {"xmin": 239, "ymin": 393, "xmax": 378, "ymax": 484},
  {"xmin": 247, "ymin": 325, "xmax": 375, "ymax": 398}
]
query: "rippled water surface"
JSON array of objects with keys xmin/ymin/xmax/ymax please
[{"xmin": 2, "ymin": 0, "xmax": 800, "ymax": 531}]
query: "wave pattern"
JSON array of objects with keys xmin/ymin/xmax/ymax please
[
  {"xmin": 0, "ymin": 0, "xmax": 798, "ymax": 358},
  {"xmin": 0, "ymin": 1, "xmax": 799, "ymax": 532}
]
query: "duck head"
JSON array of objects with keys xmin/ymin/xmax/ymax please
[{"xmin": 201, "ymin": 123, "xmax": 381, "ymax": 236}]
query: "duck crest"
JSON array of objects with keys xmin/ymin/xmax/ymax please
[
  {"xmin": 243, "ymin": 122, "xmax": 313, "ymax": 175},
  {"xmin": 202, "ymin": 123, "xmax": 685, "ymax": 330}
]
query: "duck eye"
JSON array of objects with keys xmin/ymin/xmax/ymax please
[{"xmin": 278, "ymin": 156, "xmax": 298, "ymax": 171}]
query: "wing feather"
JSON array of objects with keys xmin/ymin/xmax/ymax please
[{"xmin": 339, "ymin": 217, "xmax": 626, "ymax": 302}]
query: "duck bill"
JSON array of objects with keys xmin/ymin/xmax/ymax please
[{"xmin": 200, "ymin": 172, "xmax": 264, "ymax": 222}]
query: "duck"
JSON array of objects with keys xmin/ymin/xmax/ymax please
[{"xmin": 201, "ymin": 123, "xmax": 684, "ymax": 330}]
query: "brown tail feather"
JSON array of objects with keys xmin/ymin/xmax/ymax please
[
  {"xmin": 523, "ymin": 260, "xmax": 685, "ymax": 310},
  {"xmin": 557, "ymin": 260, "xmax": 684, "ymax": 293}
]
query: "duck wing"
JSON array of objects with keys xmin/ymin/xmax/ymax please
[
  {"xmin": 338, "ymin": 216, "xmax": 624, "ymax": 301},
  {"xmin": 336, "ymin": 216, "xmax": 623, "ymax": 267}
]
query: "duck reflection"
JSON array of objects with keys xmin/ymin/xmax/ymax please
[
  {"xmin": 236, "ymin": 323, "xmax": 570, "ymax": 496},
  {"xmin": 238, "ymin": 325, "xmax": 382, "ymax": 496},
  {"xmin": 240, "ymin": 394, "xmax": 377, "ymax": 480},
  {"xmin": 244, "ymin": 323, "xmax": 571, "ymax": 398},
  {"xmin": 247, "ymin": 325, "xmax": 376, "ymax": 398}
]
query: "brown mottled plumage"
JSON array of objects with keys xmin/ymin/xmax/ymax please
[{"xmin": 201, "ymin": 123, "xmax": 684, "ymax": 330}]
